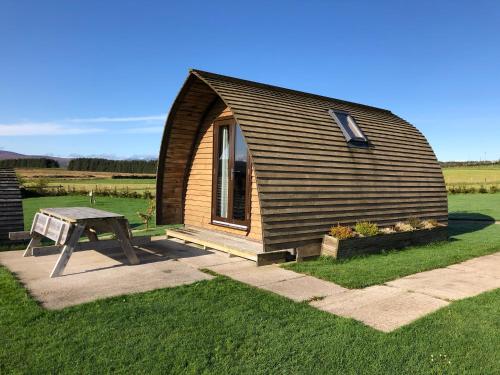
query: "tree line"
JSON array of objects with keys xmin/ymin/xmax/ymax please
[
  {"xmin": 0, "ymin": 158, "xmax": 60, "ymax": 169},
  {"xmin": 67, "ymin": 158, "xmax": 157, "ymax": 173},
  {"xmin": 440, "ymin": 160, "xmax": 500, "ymax": 167}
]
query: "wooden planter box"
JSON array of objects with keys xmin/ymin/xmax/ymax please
[{"xmin": 321, "ymin": 226, "xmax": 448, "ymax": 259}]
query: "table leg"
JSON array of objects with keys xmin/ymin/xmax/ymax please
[
  {"xmin": 23, "ymin": 234, "xmax": 42, "ymax": 257},
  {"xmin": 50, "ymin": 224, "xmax": 85, "ymax": 278},
  {"xmin": 109, "ymin": 219, "xmax": 140, "ymax": 265},
  {"xmin": 85, "ymin": 228, "xmax": 99, "ymax": 242}
]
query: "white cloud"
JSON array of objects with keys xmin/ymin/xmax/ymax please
[
  {"xmin": 69, "ymin": 115, "xmax": 165, "ymax": 123},
  {"xmin": 0, "ymin": 123, "xmax": 105, "ymax": 136},
  {"xmin": 0, "ymin": 114, "xmax": 165, "ymax": 136},
  {"xmin": 123, "ymin": 126, "xmax": 164, "ymax": 134}
]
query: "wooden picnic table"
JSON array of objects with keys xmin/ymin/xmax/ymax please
[{"xmin": 24, "ymin": 207, "xmax": 140, "ymax": 278}]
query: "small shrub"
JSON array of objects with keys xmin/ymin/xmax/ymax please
[
  {"xmin": 354, "ymin": 221, "xmax": 378, "ymax": 237},
  {"xmin": 478, "ymin": 185, "xmax": 488, "ymax": 194},
  {"xmin": 490, "ymin": 185, "xmax": 498, "ymax": 193},
  {"xmin": 395, "ymin": 222, "xmax": 414, "ymax": 232},
  {"xmin": 142, "ymin": 189, "xmax": 154, "ymax": 200},
  {"xmin": 34, "ymin": 177, "xmax": 50, "ymax": 193},
  {"xmin": 137, "ymin": 199, "xmax": 156, "ymax": 229},
  {"xmin": 406, "ymin": 216, "xmax": 422, "ymax": 229},
  {"xmin": 330, "ymin": 224, "xmax": 354, "ymax": 240},
  {"xmin": 421, "ymin": 219, "xmax": 438, "ymax": 229},
  {"xmin": 379, "ymin": 227, "xmax": 396, "ymax": 234},
  {"xmin": 467, "ymin": 186, "xmax": 478, "ymax": 193}
]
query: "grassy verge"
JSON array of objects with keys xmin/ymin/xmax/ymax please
[{"xmin": 0, "ymin": 268, "xmax": 498, "ymax": 373}]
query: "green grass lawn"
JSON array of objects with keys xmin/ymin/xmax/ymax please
[
  {"xmin": 22, "ymin": 195, "xmax": 169, "ymax": 236},
  {"xmin": 0, "ymin": 269, "xmax": 498, "ymax": 374},
  {"xmin": 284, "ymin": 193, "xmax": 500, "ymax": 288},
  {"xmin": 448, "ymin": 193, "xmax": 500, "ymax": 220}
]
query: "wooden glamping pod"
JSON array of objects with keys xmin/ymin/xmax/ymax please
[
  {"xmin": 157, "ymin": 70, "xmax": 447, "ymax": 263},
  {"xmin": 0, "ymin": 168, "xmax": 24, "ymax": 241}
]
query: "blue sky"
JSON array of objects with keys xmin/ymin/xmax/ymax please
[{"xmin": 1, "ymin": 0, "xmax": 499, "ymax": 161}]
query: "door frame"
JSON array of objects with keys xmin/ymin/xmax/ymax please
[{"xmin": 211, "ymin": 117, "xmax": 252, "ymax": 230}]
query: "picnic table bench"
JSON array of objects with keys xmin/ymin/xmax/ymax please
[{"xmin": 23, "ymin": 207, "xmax": 141, "ymax": 278}]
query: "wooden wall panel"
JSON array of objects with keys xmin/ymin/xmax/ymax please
[
  {"xmin": 0, "ymin": 168, "xmax": 24, "ymax": 241},
  {"xmin": 183, "ymin": 104, "xmax": 262, "ymax": 241},
  {"xmin": 156, "ymin": 76, "xmax": 217, "ymax": 224}
]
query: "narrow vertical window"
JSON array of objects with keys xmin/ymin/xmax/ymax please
[
  {"xmin": 212, "ymin": 120, "xmax": 251, "ymax": 230},
  {"xmin": 216, "ymin": 125, "xmax": 230, "ymax": 218},
  {"xmin": 328, "ymin": 109, "xmax": 368, "ymax": 146},
  {"xmin": 232, "ymin": 125, "xmax": 248, "ymax": 220}
]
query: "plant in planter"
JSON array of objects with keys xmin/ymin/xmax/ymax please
[
  {"xmin": 421, "ymin": 219, "xmax": 439, "ymax": 229},
  {"xmin": 330, "ymin": 224, "xmax": 354, "ymax": 239},
  {"xmin": 380, "ymin": 227, "xmax": 396, "ymax": 234},
  {"xmin": 406, "ymin": 216, "xmax": 423, "ymax": 229},
  {"xmin": 394, "ymin": 222, "xmax": 414, "ymax": 232},
  {"xmin": 354, "ymin": 221, "xmax": 378, "ymax": 237}
]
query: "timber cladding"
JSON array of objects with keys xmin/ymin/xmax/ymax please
[
  {"xmin": 183, "ymin": 102, "xmax": 262, "ymax": 240},
  {"xmin": 0, "ymin": 168, "xmax": 24, "ymax": 241},
  {"xmin": 157, "ymin": 70, "xmax": 448, "ymax": 252}
]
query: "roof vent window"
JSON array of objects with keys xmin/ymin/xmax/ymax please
[{"xmin": 328, "ymin": 109, "xmax": 368, "ymax": 146}]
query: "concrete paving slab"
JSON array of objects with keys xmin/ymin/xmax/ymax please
[
  {"xmin": 314, "ymin": 285, "xmax": 449, "ymax": 332},
  {"xmin": 227, "ymin": 267, "xmax": 304, "ymax": 287},
  {"xmin": 206, "ymin": 259, "xmax": 257, "ymax": 275},
  {"xmin": 0, "ymin": 247, "xmax": 212, "ymax": 309},
  {"xmin": 310, "ymin": 289, "xmax": 371, "ymax": 309},
  {"xmin": 208, "ymin": 263, "xmax": 304, "ymax": 287},
  {"xmin": 386, "ymin": 267, "xmax": 500, "ymax": 301},
  {"xmin": 148, "ymin": 239, "xmax": 246, "ymax": 268},
  {"xmin": 447, "ymin": 253, "xmax": 500, "ymax": 279},
  {"xmin": 261, "ymin": 275, "xmax": 348, "ymax": 302}
]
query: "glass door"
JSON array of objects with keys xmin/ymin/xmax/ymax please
[{"xmin": 212, "ymin": 119, "xmax": 251, "ymax": 229}]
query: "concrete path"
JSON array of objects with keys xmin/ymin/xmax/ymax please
[{"xmin": 203, "ymin": 251, "xmax": 500, "ymax": 332}]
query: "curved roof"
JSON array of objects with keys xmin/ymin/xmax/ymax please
[{"xmin": 157, "ymin": 70, "xmax": 447, "ymax": 251}]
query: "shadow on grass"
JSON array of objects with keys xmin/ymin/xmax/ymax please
[{"xmin": 448, "ymin": 212, "xmax": 495, "ymax": 236}]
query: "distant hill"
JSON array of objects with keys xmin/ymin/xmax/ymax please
[{"xmin": 0, "ymin": 150, "xmax": 72, "ymax": 167}]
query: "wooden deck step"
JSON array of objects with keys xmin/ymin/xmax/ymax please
[{"xmin": 165, "ymin": 226, "xmax": 292, "ymax": 266}]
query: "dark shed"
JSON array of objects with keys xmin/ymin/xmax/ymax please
[
  {"xmin": 157, "ymin": 70, "xmax": 447, "ymax": 252},
  {"xmin": 0, "ymin": 168, "xmax": 24, "ymax": 241}
]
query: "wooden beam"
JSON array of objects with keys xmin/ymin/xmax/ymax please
[
  {"xmin": 9, "ymin": 231, "xmax": 31, "ymax": 241},
  {"xmin": 50, "ymin": 224, "xmax": 86, "ymax": 278},
  {"xmin": 165, "ymin": 229, "xmax": 259, "ymax": 261},
  {"xmin": 109, "ymin": 219, "xmax": 140, "ymax": 265},
  {"xmin": 32, "ymin": 236, "xmax": 152, "ymax": 256}
]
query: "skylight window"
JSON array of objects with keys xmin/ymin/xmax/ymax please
[{"xmin": 328, "ymin": 109, "xmax": 368, "ymax": 146}]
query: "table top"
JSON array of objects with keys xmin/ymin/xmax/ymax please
[{"xmin": 40, "ymin": 207, "xmax": 124, "ymax": 223}]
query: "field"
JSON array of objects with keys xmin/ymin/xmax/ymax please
[
  {"xmin": 443, "ymin": 164, "xmax": 500, "ymax": 189},
  {"xmin": 16, "ymin": 168, "xmax": 156, "ymax": 194}
]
